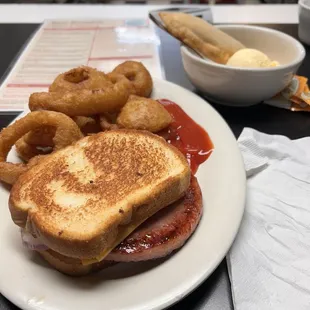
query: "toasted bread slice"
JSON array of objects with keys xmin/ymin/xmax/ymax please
[
  {"xmin": 37, "ymin": 176, "xmax": 201, "ymax": 276},
  {"xmin": 10, "ymin": 130, "xmax": 190, "ymax": 264}
]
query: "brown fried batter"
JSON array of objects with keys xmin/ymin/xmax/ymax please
[
  {"xmin": 49, "ymin": 67, "xmax": 113, "ymax": 93},
  {"xmin": 23, "ymin": 126, "xmax": 55, "ymax": 146},
  {"xmin": 110, "ymin": 61, "xmax": 153, "ymax": 97},
  {"xmin": 0, "ymin": 111, "xmax": 83, "ymax": 184},
  {"xmin": 29, "ymin": 78, "xmax": 130, "ymax": 116},
  {"xmin": 15, "ymin": 137, "xmax": 52, "ymax": 162},
  {"xmin": 117, "ymin": 95, "xmax": 172, "ymax": 132},
  {"xmin": 16, "ymin": 127, "xmax": 57, "ymax": 162}
]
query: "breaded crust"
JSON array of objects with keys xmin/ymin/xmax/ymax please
[{"xmin": 9, "ymin": 130, "xmax": 190, "ymax": 261}]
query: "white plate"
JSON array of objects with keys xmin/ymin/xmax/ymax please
[{"xmin": 0, "ymin": 79, "xmax": 246, "ymax": 310}]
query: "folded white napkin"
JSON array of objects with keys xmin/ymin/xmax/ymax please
[{"xmin": 227, "ymin": 128, "xmax": 310, "ymax": 310}]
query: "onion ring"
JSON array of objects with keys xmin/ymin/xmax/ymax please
[
  {"xmin": 15, "ymin": 116, "xmax": 101, "ymax": 161},
  {"xmin": 15, "ymin": 138, "xmax": 50, "ymax": 162},
  {"xmin": 16, "ymin": 115, "xmax": 101, "ymax": 161},
  {"xmin": 15, "ymin": 127, "xmax": 55, "ymax": 162},
  {"xmin": 29, "ymin": 76, "xmax": 130, "ymax": 116},
  {"xmin": 0, "ymin": 163, "xmax": 29, "ymax": 185},
  {"xmin": 0, "ymin": 111, "xmax": 83, "ymax": 184},
  {"xmin": 49, "ymin": 67, "xmax": 113, "ymax": 93},
  {"xmin": 109, "ymin": 61, "xmax": 153, "ymax": 97},
  {"xmin": 2, "ymin": 155, "xmax": 46, "ymax": 184},
  {"xmin": 23, "ymin": 126, "xmax": 55, "ymax": 147}
]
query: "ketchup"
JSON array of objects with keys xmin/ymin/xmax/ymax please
[{"xmin": 158, "ymin": 99, "xmax": 213, "ymax": 174}]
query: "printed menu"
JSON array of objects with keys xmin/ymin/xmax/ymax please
[{"xmin": 0, "ymin": 19, "xmax": 163, "ymax": 113}]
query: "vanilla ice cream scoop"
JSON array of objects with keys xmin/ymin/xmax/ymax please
[{"xmin": 227, "ymin": 48, "xmax": 279, "ymax": 68}]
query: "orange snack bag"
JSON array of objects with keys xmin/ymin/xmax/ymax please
[{"xmin": 265, "ymin": 76, "xmax": 310, "ymax": 111}]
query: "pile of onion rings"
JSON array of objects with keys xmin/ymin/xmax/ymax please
[
  {"xmin": 0, "ymin": 61, "xmax": 175, "ymax": 185},
  {"xmin": 29, "ymin": 61, "xmax": 152, "ymax": 115},
  {"xmin": 0, "ymin": 111, "xmax": 83, "ymax": 184},
  {"xmin": 29, "ymin": 78, "xmax": 131, "ymax": 116}
]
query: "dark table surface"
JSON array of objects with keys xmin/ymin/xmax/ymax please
[{"xmin": 0, "ymin": 23, "xmax": 309, "ymax": 310}]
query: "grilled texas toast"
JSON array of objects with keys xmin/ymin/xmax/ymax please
[
  {"xmin": 9, "ymin": 130, "xmax": 190, "ymax": 264},
  {"xmin": 37, "ymin": 175, "xmax": 201, "ymax": 276}
]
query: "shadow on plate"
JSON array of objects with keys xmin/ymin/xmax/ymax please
[
  {"xmin": 0, "ymin": 182, "xmax": 12, "ymax": 192},
  {"xmin": 6, "ymin": 229, "xmax": 171, "ymax": 288},
  {"xmin": 28, "ymin": 251, "xmax": 171, "ymax": 289}
]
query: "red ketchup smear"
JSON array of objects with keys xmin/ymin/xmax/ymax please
[{"xmin": 158, "ymin": 99, "xmax": 214, "ymax": 174}]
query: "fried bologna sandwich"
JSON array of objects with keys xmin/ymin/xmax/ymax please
[{"xmin": 9, "ymin": 130, "xmax": 191, "ymax": 275}]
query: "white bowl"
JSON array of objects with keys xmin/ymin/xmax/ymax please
[{"xmin": 181, "ymin": 25, "xmax": 306, "ymax": 106}]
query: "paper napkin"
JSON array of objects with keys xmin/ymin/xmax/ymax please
[{"xmin": 227, "ymin": 128, "xmax": 310, "ymax": 310}]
